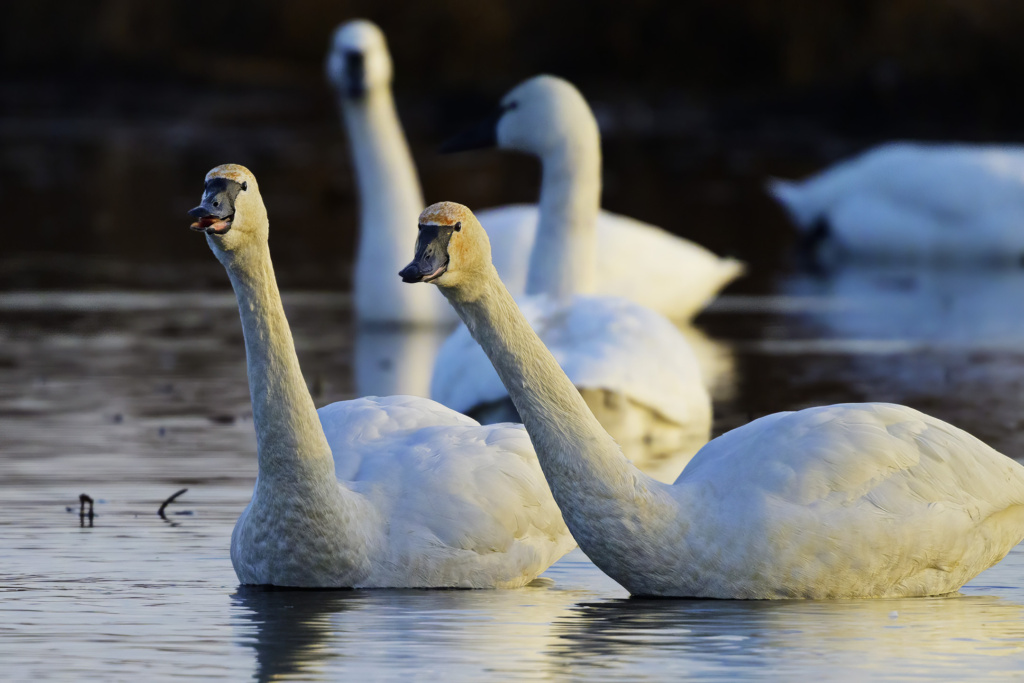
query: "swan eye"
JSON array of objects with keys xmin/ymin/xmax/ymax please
[
  {"xmin": 454, "ymin": 222, "xmax": 462, "ymax": 232},
  {"xmin": 241, "ymin": 181, "xmax": 247, "ymax": 191},
  {"xmin": 505, "ymin": 101, "xmax": 518, "ymax": 111}
]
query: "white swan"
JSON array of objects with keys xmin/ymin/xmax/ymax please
[
  {"xmin": 327, "ymin": 22, "xmax": 742, "ymax": 323},
  {"xmin": 189, "ymin": 166, "xmax": 573, "ymax": 588},
  {"xmin": 326, "ymin": 20, "xmax": 453, "ymax": 325},
  {"xmin": 427, "ymin": 77, "xmax": 712, "ymax": 477},
  {"xmin": 402, "ymin": 201, "xmax": 1024, "ymax": 599},
  {"xmin": 768, "ymin": 142, "xmax": 1024, "ymax": 263}
]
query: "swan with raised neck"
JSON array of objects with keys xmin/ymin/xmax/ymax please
[
  {"xmin": 190, "ymin": 168, "xmax": 573, "ymax": 587},
  {"xmin": 402, "ymin": 201, "xmax": 1024, "ymax": 598},
  {"xmin": 327, "ymin": 20, "xmax": 452, "ymax": 324},
  {"xmin": 444, "ymin": 76, "xmax": 601, "ymax": 300}
]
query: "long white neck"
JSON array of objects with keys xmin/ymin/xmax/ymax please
[
  {"xmin": 340, "ymin": 88, "xmax": 448, "ymax": 323},
  {"xmin": 440, "ymin": 270, "xmax": 678, "ymax": 565},
  {"xmin": 218, "ymin": 241, "xmax": 338, "ymax": 490},
  {"xmin": 525, "ymin": 129, "xmax": 601, "ymax": 300}
]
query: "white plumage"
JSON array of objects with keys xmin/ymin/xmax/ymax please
[
  {"xmin": 194, "ymin": 166, "xmax": 573, "ymax": 588},
  {"xmin": 327, "ymin": 21, "xmax": 741, "ymax": 324},
  {"xmin": 431, "ymin": 295, "xmax": 711, "ymax": 481},
  {"xmin": 769, "ymin": 142, "xmax": 1024, "ymax": 263},
  {"xmin": 480, "ymin": 204, "xmax": 744, "ymax": 321},
  {"xmin": 417, "ymin": 201, "xmax": 1024, "ymax": 599}
]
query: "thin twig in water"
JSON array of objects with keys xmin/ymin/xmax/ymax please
[
  {"xmin": 79, "ymin": 493, "xmax": 94, "ymax": 527},
  {"xmin": 158, "ymin": 488, "xmax": 188, "ymax": 519}
]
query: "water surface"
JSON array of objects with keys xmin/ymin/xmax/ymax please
[{"xmin": 3, "ymin": 271, "xmax": 1024, "ymax": 680}]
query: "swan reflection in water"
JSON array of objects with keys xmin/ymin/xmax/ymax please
[
  {"xmin": 232, "ymin": 587, "xmax": 366, "ymax": 682},
  {"xmin": 231, "ymin": 579, "xmax": 591, "ymax": 681},
  {"xmin": 232, "ymin": 548, "xmax": 1024, "ymax": 681},
  {"xmin": 550, "ymin": 549, "xmax": 1024, "ymax": 679},
  {"xmin": 354, "ymin": 324, "xmax": 452, "ymax": 399},
  {"xmin": 782, "ymin": 265, "xmax": 1024, "ymax": 346}
]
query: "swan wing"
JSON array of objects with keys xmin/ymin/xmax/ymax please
[
  {"xmin": 592, "ymin": 211, "xmax": 744, "ymax": 319},
  {"xmin": 478, "ymin": 204, "xmax": 743, "ymax": 319},
  {"xmin": 318, "ymin": 395, "xmax": 475, "ymax": 480},
  {"xmin": 674, "ymin": 403, "xmax": 1024, "ymax": 597},
  {"xmin": 318, "ymin": 396, "xmax": 574, "ymax": 586}
]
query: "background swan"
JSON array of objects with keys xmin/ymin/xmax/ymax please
[
  {"xmin": 326, "ymin": 20, "xmax": 453, "ymax": 325},
  {"xmin": 190, "ymin": 165, "xmax": 573, "ymax": 588},
  {"xmin": 404, "ymin": 201, "xmax": 1024, "ymax": 599},
  {"xmin": 768, "ymin": 142, "xmax": 1024, "ymax": 263},
  {"xmin": 327, "ymin": 22, "xmax": 742, "ymax": 324},
  {"xmin": 425, "ymin": 78, "xmax": 712, "ymax": 479}
]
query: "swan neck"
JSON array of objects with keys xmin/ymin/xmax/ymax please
[
  {"xmin": 441, "ymin": 271, "xmax": 662, "ymax": 534},
  {"xmin": 222, "ymin": 243, "xmax": 337, "ymax": 486},
  {"xmin": 339, "ymin": 88, "xmax": 448, "ymax": 322},
  {"xmin": 525, "ymin": 134, "xmax": 602, "ymax": 300},
  {"xmin": 340, "ymin": 89, "xmax": 425, "ymax": 244}
]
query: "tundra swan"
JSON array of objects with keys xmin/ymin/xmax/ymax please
[
  {"xmin": 768, "ymin": 142, "xmax": 1024, "ymax": 264},
  {"xmin": 430, "ymin": 77, "xmax": 712, "ymax": 477},
  {"xmin": 402, "ymin": 201, "xmax": 1024, "ymax": 599},
  {"xmin": 189, "ymin": 166, "xmax": 573, "ymax": 588},
  {"xmin": 327, "ymin": 22, "xmax": 742, "ymax": 323}
]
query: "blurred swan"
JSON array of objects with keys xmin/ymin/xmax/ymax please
[
  {"xmin": 327, "ymin": 22, "xmax": 742, "ymax": 323},
  {"xmin": 404, "ymin": 201, "xmax": 1024, "ymax": 599},
  {"xmin": 325, "ymin": 20, "xmax": 453, "ymax": 324},
  {"xmin": 768, "ymin": 142, "xmax": 1024, "ymax": 264},
  {"xmin": 190, "ymin": 165, "xmax": 573, "ymax": 588},
  {"xmin": 419, "ymin": 81, "xmax": 713, "ymax": 476}
]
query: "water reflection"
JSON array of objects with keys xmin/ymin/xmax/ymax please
[
  {"xmin": 354, "ymin": 324, "xmax": 452, "ymax": 398},
  {"xmin": 231, "ymin": 578, "xmax": 597, "ymax": 680},
  {"xmin": 783, "ymin": 265, "xmax": 1024, "ymax": 346},
  {"xmin": 553, "ymin": 590, "xmax": 1024, "ymax": 679},
  {"xmin": 232, "ymin": 588, "xmax": 365, "ymax": 682}
]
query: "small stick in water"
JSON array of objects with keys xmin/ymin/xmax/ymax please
[
  {"xmin": 158, "ymin": 488, "xmax": 189, "ymax": 519},
  {"xmin": 79, "ymin": 493, "xmax": 94, "ymax": 526}
]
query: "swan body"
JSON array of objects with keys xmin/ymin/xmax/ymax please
[
  {"xmin": 431, "ymin": 294, "xmax": 711, "ymax": 480},
  {"xmin": 328, "ymin": 22, "xmax": 741, "ymax": 324},
  {"xmin": 404, "ymin": 201, "xmax": 1024, "ymax": 599},
  {"xmin": 191, "ymin": 166, "xmax": 573, "ymax": 588},
  {"xmin": 769, "ymin": 142, "xmax": 1024, "ymax": 263}
]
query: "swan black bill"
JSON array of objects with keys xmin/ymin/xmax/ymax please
[
  {"xmin": 343, "ymin": 50, "xmax": 366, "ymax": 99},
  {"xmin": 439, "ymin": 111, "xmax": 501, "ymax": 153},
  {"xmin": 188, "ymin": 177, "xmax": 244, "ymax": 235},
  {"xmin": 399, "ymin": 223, "xmax": 457, "ymax": 283}
]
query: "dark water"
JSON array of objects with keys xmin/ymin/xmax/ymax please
[{"xmin": 3, "ymin": 270, "xmax": 1024, "ymax": 680}]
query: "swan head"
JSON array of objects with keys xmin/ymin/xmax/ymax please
[
  {"xmin": 440, "ymin": 75, "xmax": 598, "ymax": 159},
  {"xmin": 326, "ymin": 20, "xmax": 393, "ymax": 99},
  {"xmin": 399, "ymin": 202, "xmax": 491, "ymax": 292},
  {"xmin": 188, "ymin": 164, "xmax": 267, "ymax": 254}
]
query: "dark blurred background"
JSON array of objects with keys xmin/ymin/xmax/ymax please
[{"xmin": 5, "ymin": 0, "xmax": 1024, "ymax": 291}]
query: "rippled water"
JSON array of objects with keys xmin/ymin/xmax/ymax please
[{"xmin": 3, "ymin": 269, "xmax": 1024, "ymax": 680}]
